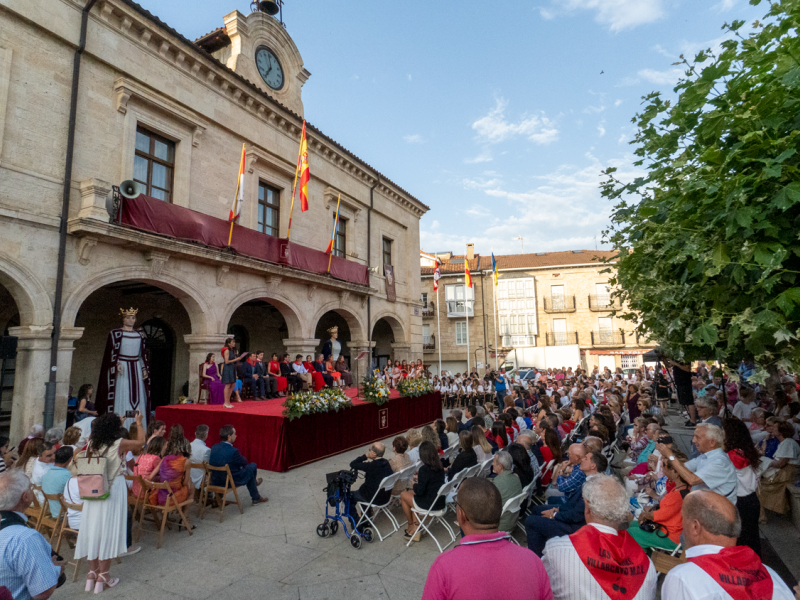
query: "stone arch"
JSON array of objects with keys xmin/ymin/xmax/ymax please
[
  {"xmin": 370, "ymin": 312, "xmax": 407, "ymax": 343},
  {"xmin": 309, "ymin": 302, "xmax": 365, "ymax": 341},
  {"xmin": 219, "ymin": 289, "xmax": 304, "ymax": 339},
  {"xmin": 61, "ymin": 266, "xmax": 212, "ymax": 334},
  {"xmin": 0, "ymin": 254, "xmax": 53, "ymax": 326}
]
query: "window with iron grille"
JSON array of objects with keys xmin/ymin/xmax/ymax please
[
  {"xmin": 134, "ymin": 126, "xmax": 175, "ymax": 202},
  {"xmin": 258, "ymin": 182, "xmax": 280, "ymax": 237}
]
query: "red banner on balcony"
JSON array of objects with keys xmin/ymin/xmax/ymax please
[{"xmin": 120, "ymin": 195, "xmax": 368, "ymax": 286}]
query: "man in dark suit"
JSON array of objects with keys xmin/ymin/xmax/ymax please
[
  {"xmin": 347, "ymin": 442, "xmax": 394, "ymax": 520},
  {"xmin": 278, "ymin": 353, "xmax": 302, "ymax": 392},
  {"xmin": 254, "ymin": 351, "xmax": 277, "ymax": 399},
  {"xmin": 208, "ymin": 425, "xmax": 268, "ymax": 506},
  {"xmin": 524, "ymin": 450, "xmax": 607, "ymax": 556},
  {"xmin": 311, "ymin": 353, "xmax": 334, "ymax": 387},
  {"xmin": 241, "ymin": 355, "xmax": 266, "ymax": 400}
]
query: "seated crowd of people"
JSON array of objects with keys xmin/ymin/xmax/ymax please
[{"xmin": 0, "ymin": 414, "xmax": 268, "ymax": 598}]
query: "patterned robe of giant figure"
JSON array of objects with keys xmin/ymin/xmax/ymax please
[{"xmin": 96, "ymin": 308, "xmax": 151, "ymax": 429}]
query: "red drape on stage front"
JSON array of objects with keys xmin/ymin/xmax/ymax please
[{"xmin": 156, "ymin": 392, "xmax": 441, "ymax": 472}]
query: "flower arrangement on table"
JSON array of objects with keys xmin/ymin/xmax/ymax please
[
  {"xmin": 397, "ymin": 377, "xmax": 434, "ymax": 398},
  {"xmin": 282, "ymin": 387, "xmax": 352, "ymax": 421},
  {"xmin": 361, "ymin": 375, "xmax": 391, "ymax": 405}
]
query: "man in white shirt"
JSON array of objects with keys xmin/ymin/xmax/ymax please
[
  {"xmin": 662, "ymin": 490, "xmax": 794, "ymax": 600},
  {"xmin": 731, "ymin": 386, "xmax": 756, "ymax": 422},
  {"xmin": 189, "ymin": 424, "xmax": 212, "ymax": 489},
  {"xmin": 543, "ymin": 475, "xmax": 657, "ymax": 600},
  {"xmin": 291, "ymin": 355, "xmax": 313, "ymax": 390}
]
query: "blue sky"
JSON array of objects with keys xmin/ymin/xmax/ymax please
[{"xmin": 137, "ymin": 0, "xmax": 764, "ymax": 256}]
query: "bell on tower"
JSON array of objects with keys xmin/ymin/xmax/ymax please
[{"xmin": 251, "ymin": 0, "xmax": 284, "ymax": 25}]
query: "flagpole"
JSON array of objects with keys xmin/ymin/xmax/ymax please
[
  {"xmin": 465, "ymin": 281, "xmax": 470, "ymax": 375},
  {"xmin": 327, "ymin": 193, "xmax": 341, "ymax": 273},
  {"xmin": 493, "ymin": 268, "xmax": 499, "ymax": 371},
  {"xmin": 285, "ymin": 122, "xmax": 305, "ymax": 239},
  {"xmin": 227, "ymin": 144, "xmax": 245, "ymax": 246},
  {"xmin": 436, "ymin": 283, "xmax": 442, "ymax": 377}
]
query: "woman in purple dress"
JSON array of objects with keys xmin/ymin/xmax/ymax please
[{"xmin": 202, "ymin": 353, "xmax": 225, "ymax": 405}]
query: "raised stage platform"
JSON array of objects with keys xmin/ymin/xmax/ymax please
[{"xmin": 155, "ymin": 390, "xmax": 442, "ymax": 472}]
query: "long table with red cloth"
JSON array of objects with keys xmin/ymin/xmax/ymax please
[
  {"xmin": 119, "ymin": 194, "xmax": 368, "ymax": 286},
  {"xmin": 155, "ymin": 391, "xmax": 441, "ymax": 472}
]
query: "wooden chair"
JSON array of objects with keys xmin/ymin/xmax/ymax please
[
  {"xmin": 125, "ymin": 474, "xmax": 146, "ymax": 543},
  {"xmin": 40, "ymin": 491, "xmax": 66, "ymax": 542},
  {"xmin": 200, "ymin": 463, "xmax": 243, "ymax": 523},
  {"xmin": 54, "ymin": 497, "xmax": 84, "ymax": 582},
  {"xmin": 137, "ymin": 479, "xmax": 194, "ymax": 549},
  {"xmin": 651, "ymin": 547, "xmax": 686, "ymax": 575},
  {"xmin": 24, "ymin": 485, "xmax": 46, "ymax": 532}
]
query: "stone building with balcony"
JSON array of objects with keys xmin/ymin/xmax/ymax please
[
  {"xmin": 0, "ymin": 0, "xmax": 427, "ymax": 442},
  {"xmin": 419, "ymin": 248, "xmax": 656, "ymax": 374}
]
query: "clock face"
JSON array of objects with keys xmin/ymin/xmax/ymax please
[{"xmin": 255, "ymin": 46, "xmax": 284, "ymax": 90}]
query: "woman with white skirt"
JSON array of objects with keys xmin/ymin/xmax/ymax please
[{"xmin": 75, "ymin": 411, "xmax": 145, "ymax": 593}]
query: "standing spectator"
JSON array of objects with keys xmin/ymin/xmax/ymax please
[
  {"xmin": 189, "ymin": 425, "xmax": 211, "ymax": 490},
  {"xmin": 666, "ymin": 359, "xmax": 697, "ymax": 426},
  {"xmin": 421, "ymin": 477, "xmax": 553, "ymax": 600},
  {"xmin": 492, "ymin": 451, "xmax": 522, "ymax": 533},
  {"xmin": 208, "ymin": 425, "xmax": 268, "ymax": 506},
  {"xmin": 494, "ymin": 369, "xmax": 508, "ymax": 405},
  {"xmin": 0, "ymin": 470, "xmax": 63, "ymax": 600},
  {"xmin": 41, "ymin": 447, "xmax": 73, "ymax": 518},
  {"xmin": 722, "ymin": 418, "xmax": 762, "ymax": 556},
  {"xmin": 525, "ymin": 450, "xmax": 608, "ymax": 556},
  {"xmin": 657, "ymin": 423, "xmax": 737, "ymax": 504},
  {"xmin": 662, "ymin": 490, "xmax": 794, "ymax": 600},
  {"xmin": 544, "ymin": 475, "xmax": 657, "ymax": 600},
  {"xmin": 73, "ymin": 411, "xmax": 144, "ymax": 593}
]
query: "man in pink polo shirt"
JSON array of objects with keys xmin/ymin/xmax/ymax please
[{"xmin": 421, "ymin": 477, "xmax": 553, "ymax": 600}]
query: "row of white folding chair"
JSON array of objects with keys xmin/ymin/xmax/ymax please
[
  {"xmin": 529, "ymin": 460, "xmax": 555, "ymax": 507},
  {"xmin": 407, "ymin": 477, "xmax": 461, "ymax": 553},
  {"xmin": 499, "ymin": 490, "xmax": 528, "ymax": 546}
]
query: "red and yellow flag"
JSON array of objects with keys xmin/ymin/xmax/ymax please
[
  {"xmin": 299, "ymin": 122, "xmax": 310, "ymax": 212},
  {"xmin": 465, "ymin": 261, "xmax": 473, "ymax": 288}
]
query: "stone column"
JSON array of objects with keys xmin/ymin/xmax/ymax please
[
  {"xmin": 55, "ymin": 327, "xmax": 85, "ymax": 427},
  {"xmin": 347, "ymin": 340, "xmax": 376, "ymax": 389},
  {"xmin": 7, "ymin": 326, "xmax": 52, "ymax": 445},
  {"xmin": 391, "ymin": 342, "xmax": 412, "ymax": 364},
  {"xmin": 283, "ymin": 338, "xmax": 320, "ymax": 362},
  {"xmin": 77, "ymin": 178, "xmax": 113, "ymax": 221},
  {"xmin": 184, "ymin": 334, "xmax": 229, "ymax": 401}
]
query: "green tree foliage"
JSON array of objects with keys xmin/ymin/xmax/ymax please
[{"xmin": 602, "ymin": 0, "xmax": 800, "ymax": 377}]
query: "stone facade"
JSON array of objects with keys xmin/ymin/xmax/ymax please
[
  {"xmin": 0, "ymin": 0, "xmax": 426, "ymax": 443},
  {"xmin": 420, "ymin": 250, "xmax": 655, "ymax": 374}
]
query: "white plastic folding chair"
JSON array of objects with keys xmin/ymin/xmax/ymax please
[
  {"xmin": 463, "ymin": 463, "xmax": 483, "ymax": 479},
  {"xmin": 477, "ymin": 458, "xmax": 493, "ymax": 478},
  {"xmin": 444, "ymin": 467, "xmax": 471, "ymax": 509},
  {"xmin": 516, "ymin": 479, "xmax": 538, "ymax": 532},
  {"xmin": 500, "ymin": 491, "xmax": 527, "ymax": 546},
  {"xmin": 530, "ymin": 460, "xmax": 555, "ymax": 506},
  {"xmin": 407, "ymin": 478, "xmax": 460, "ymax": 553},
  {"xmin": 355, "ymin": 471, "xmax": 402, "ymax": 542}
]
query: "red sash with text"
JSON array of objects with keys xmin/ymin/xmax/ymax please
[
  {"xmin": 569, "ymin": 526, "xmax": 650, "ymax": 600},
  {"xmin": 687, "ymin": 546, "xmax": 772, "ymax": 600}
]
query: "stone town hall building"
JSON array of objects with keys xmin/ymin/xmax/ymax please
[{"xmin": 0, "ymin": 0, "xmax": 428, "ymax": 442}]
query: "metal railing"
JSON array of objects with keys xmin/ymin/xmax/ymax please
[
  {"xmin": 446, "ymin": 301, "xmax": 474, "ymax": 317},
  {"xmin": 545, "ymin": 331, "xmax": 579, "ymax": 346},
  {"xmin": 543, "ymin": 295, "xmax": 576, "ymax": 313},
  {"xmin": 423, "ymin": 335, "xmax": 436, "ymax": 351},
  {"xmin": 591, "ymin": 330, "xmax": 625, "ymax": 346},
  {"xmin": 588, "ymin": 295, "xmax": 620, "ymax": 311},
  {"xmin": 421, "ymin": 302, "xmax": 435, "ymax": 318}
]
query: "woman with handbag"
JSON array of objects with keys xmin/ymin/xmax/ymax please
[
  {"xmin": 626, "ymin": 455, "xmax": 689, "ymax": 551},
  {"xmin": 74, "ymin": 411, "xmax": 145, "ymax": 593}
]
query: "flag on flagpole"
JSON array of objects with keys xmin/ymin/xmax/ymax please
[
  {"xmin": 299, "ymin": 122, "xmax": 310, "ymax": 212},
  {"xmin": 433, "ymin": 265, "xmax": 441, "ymax": 292},
  {"xmin": 325, "ymin": 194, "xmax": 342, "ymax": 254},
  {"xmin": 465, "ymin": 260, "xmax": 473, "ymax": 288},
  {"xmin": 228, "ymin": 143, "xmax": 246, "ymax": 223},
  {"xmin": 491, "ymin": 253, "xmax": 499, "ymax": 286}
]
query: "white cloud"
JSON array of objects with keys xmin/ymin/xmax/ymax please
[
  {"xmin": 597, "ymin": 120, "xmax": 606, "ymax": 137},
  {"xmin": 713, "ymin": 0, "xmax": 737, "ymax": 11},
  {"xmin": 430, "ymin": 220, "xmax": 439, "ymax": 230},
  {"xmin": 584, "ymin": 104, "xmax": 606, "ymax": 114},
  {"xmin": 539, "ymin": 7, "xmax": 556, "ymax": 19},
  {"xmin": 462, "ymin": 176, "xmax": 503, "ymax": 190},
  {"xmin": 614, "ymin": 99, "xmax": 623, "ymax": 107},
  {"xmin": 548, "ymin": 0, "xmax": 667, "ymax": 32},
  {"xmin": 464, "ymin": 147, "xmax": 493, "ymax": 164},
  {"xmin": 404, "ymin": 134, "xmax": 424, "ymax": 144},
  {"xmin": 471, "ymin": 97, "xmax": 559, "ymax": 145},
  {"xmin": 638, "ymin": 67, "xmax": 684, "ymax": 86},
  {"xmin": 407, "ymin": 74, "xmax": 412, "ymax": 81},
  {"xmin": 618, "ymin": 132, "xmax": 628, "ymax": 144}
]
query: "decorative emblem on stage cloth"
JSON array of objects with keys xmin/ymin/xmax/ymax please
[
  {"xmin": 96, "ymin": 309, "xmax": 151, "ymax": 428},
  {"xmin": 379, "ymin": 408, "xmax": 388, "ymax": 429}
]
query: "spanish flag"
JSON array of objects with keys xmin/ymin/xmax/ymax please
[
  {"xmin": 299, "ymin": 122, "xmax": 310, "ymax": 212},
  {"xmin": 465, "ymin": 260, "xmax": 473, "ymax": 288},
  {"xmin": 325, "ymin": 194, "xmax": 341, "ymax": 254},
  {"xmin": 491, "ymin": 253, "xmax": 499, "ymax": 286}
]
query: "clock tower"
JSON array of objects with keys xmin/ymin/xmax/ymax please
[{"xmin": 198, "ymin": 10, "xmax": 310, "ymax": 117}]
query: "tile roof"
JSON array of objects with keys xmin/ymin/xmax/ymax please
[
  {"xmin": 116, "ymin": 0, "xmax": 428, "ymax": 210},
  {"xmin": 421, "ymin": 249, "xmax": 618, "ymax": 275}
]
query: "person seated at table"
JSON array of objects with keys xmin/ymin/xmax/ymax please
[
  {"xmin": 311, "ymin": 354, "xmax": 334, "ymax": 388},
  {"xmin": 324, "ymin": 354, "xmax": 341, "ymax": 387},
  {"xmin": 152, "ymin": 425, "xmax": 193, "ymax": 506},
  {"xmin": 335, "ymin": 356, "xmax": 353, "ymax": 388},
  {"xmin": 279, "ymin": 354, "xmax": 303, "ymax": 392},
  {"xmin": 400, "ymin": 441, "xmax": 446, "ymax": 542}
]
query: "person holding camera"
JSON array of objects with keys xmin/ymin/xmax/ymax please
[{"xmin": 0, "ymin": 469, "xmax": 66, "ymax": 600}]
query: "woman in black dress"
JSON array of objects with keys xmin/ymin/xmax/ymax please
[
  {"xmin": 220, "ymin": 337, "xmax": 247, "ymax": 409},
  {"xmin": 400, "ymin": 441, "xmax": 446, "ymax": 541}
]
